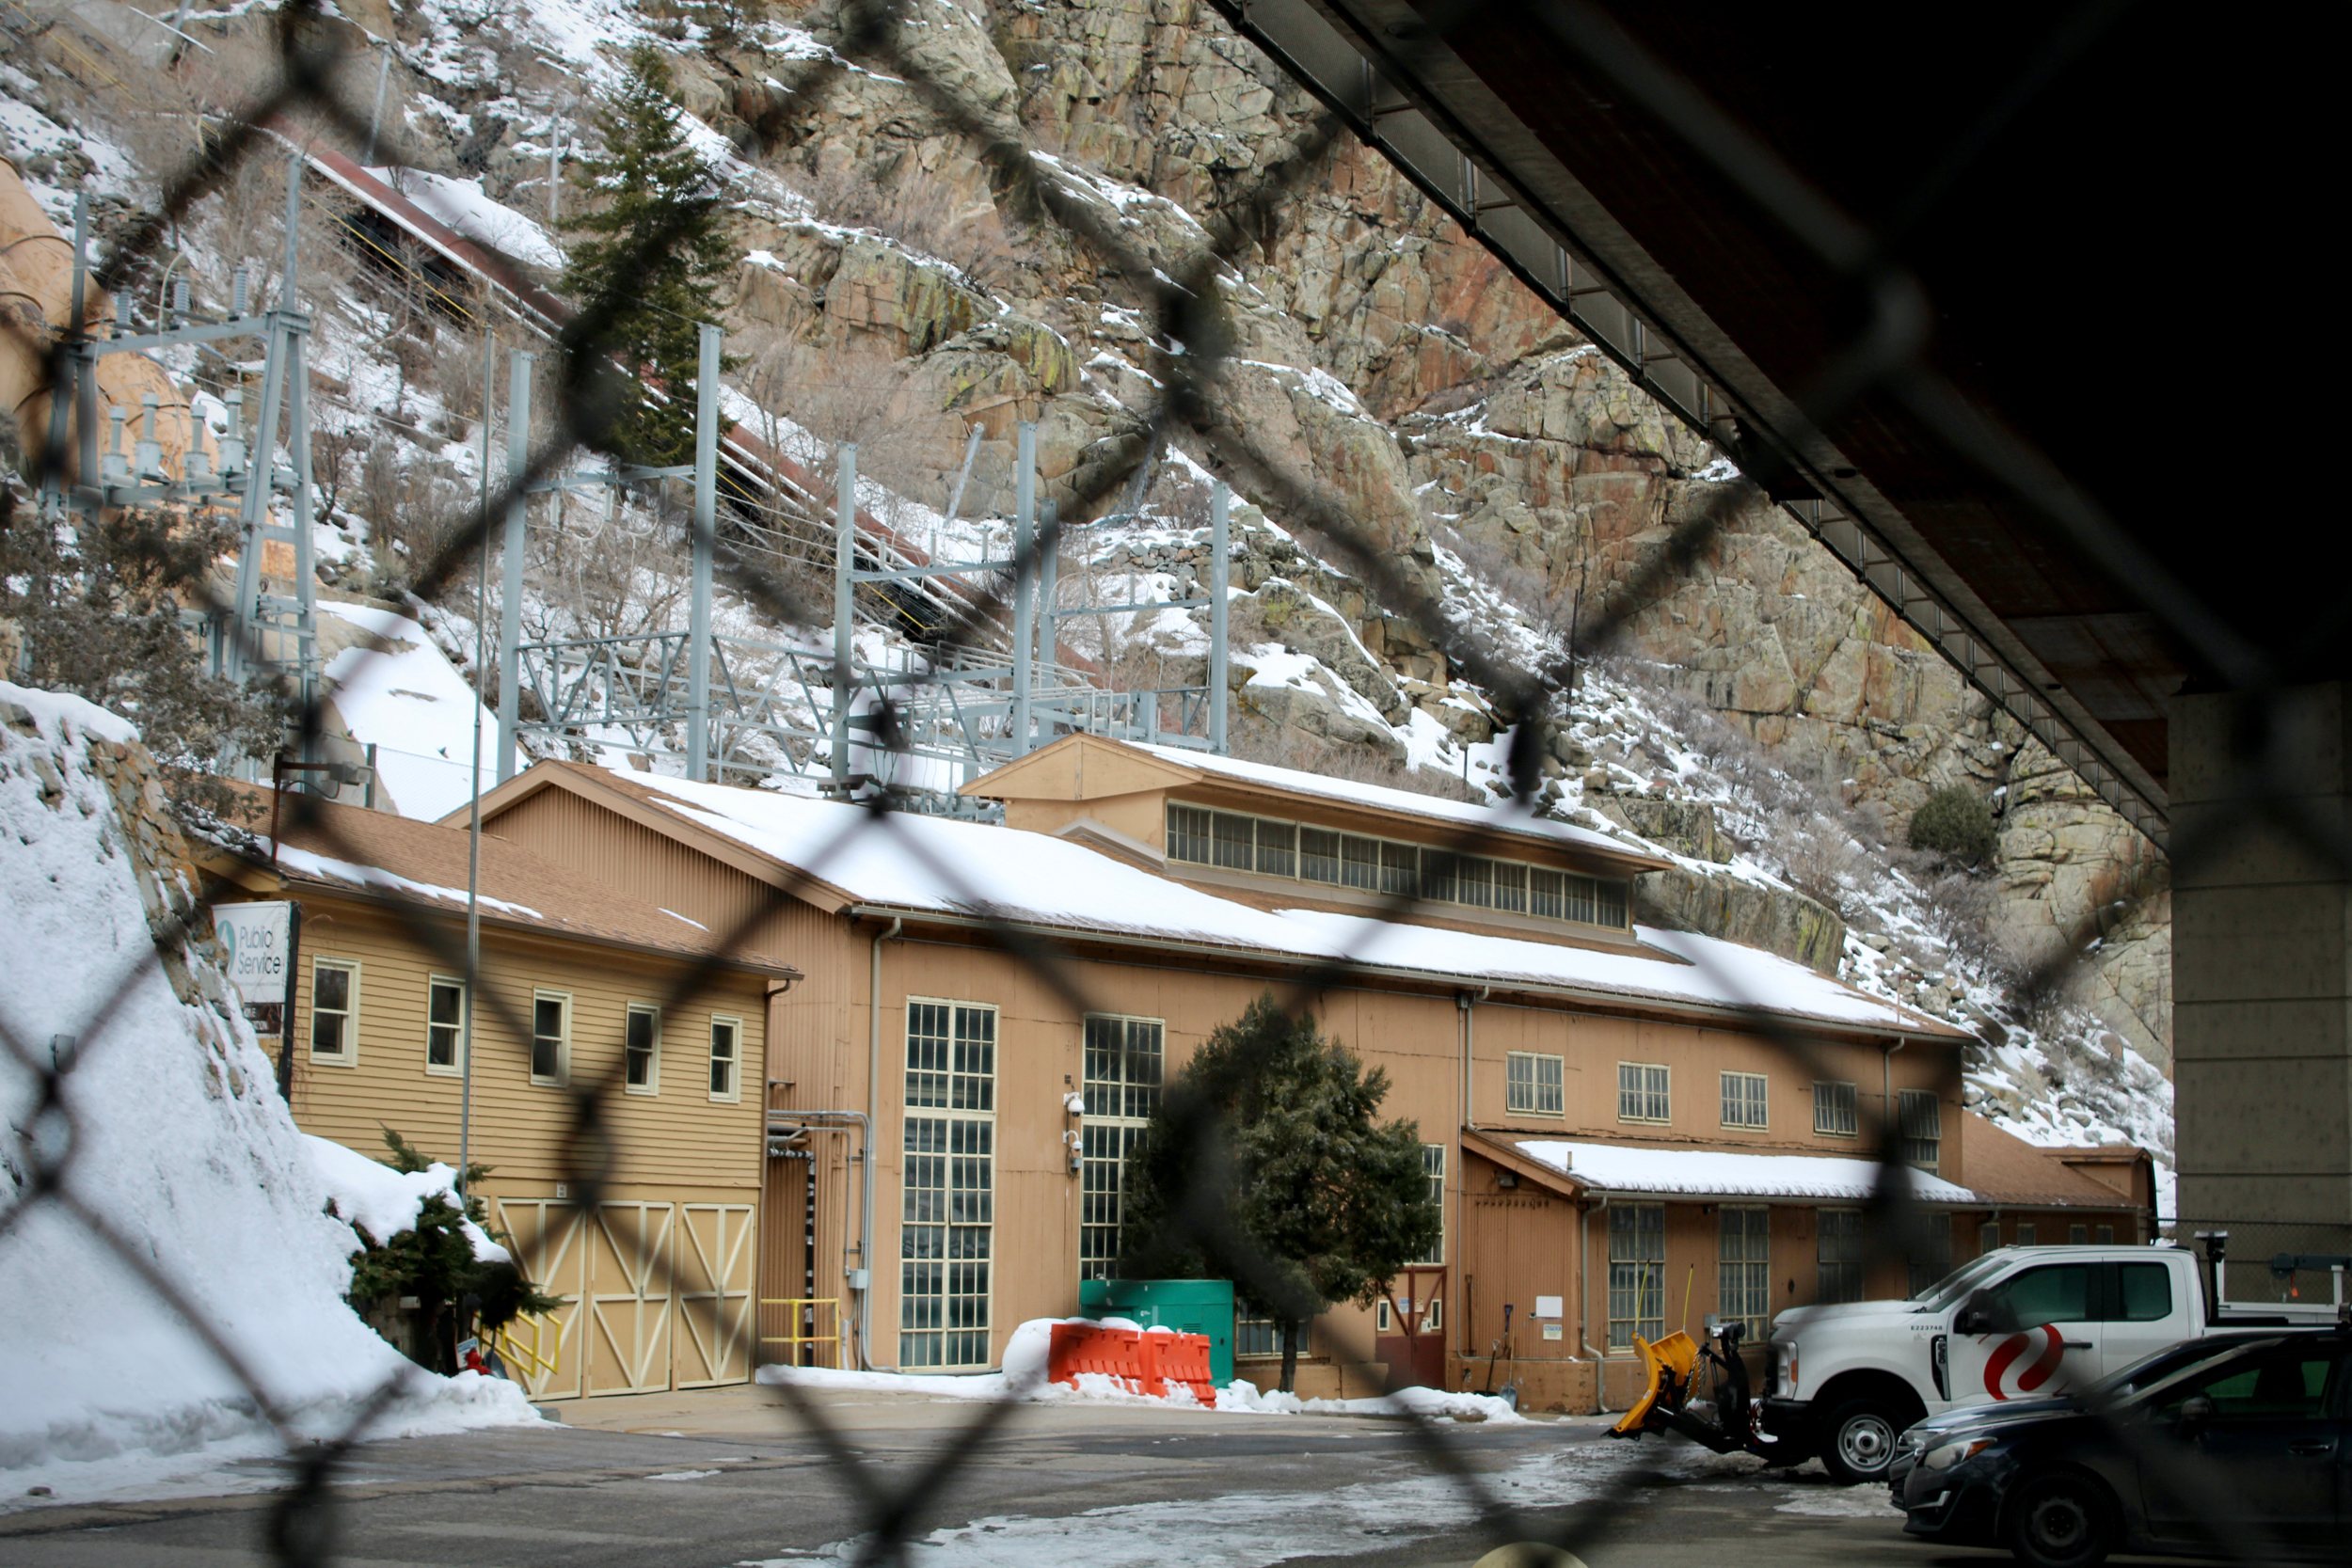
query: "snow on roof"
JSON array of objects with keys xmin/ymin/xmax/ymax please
[
  {"xmin": 1515, "ymin": 1139, "xmax": 1978, "ymax": 1203},
  {"xmin": 1276, "ymin": 911, "xmax": 1944, "ymax": 1034},
  {"xmin": 316, "ymin": 602, "xmax": 494, "ymax": 822},
  {"xmin": 1129, "ymin": 741, "xmax": 1646, "ymax": 862},
  {"xmin": 617, "ymin": 769, "xmax": 1319, "ymax": 950},
  {"xmin": 604, "ymin": 769, "xmax": 1947, "ymax": 1036},
  {"xmin": 366, "ymin": 167, "xmax": 564, "ymax": 270}
]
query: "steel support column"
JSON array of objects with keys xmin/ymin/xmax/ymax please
[{"xmin": 686, "ymin": 323, "xmax": 722, "ymax": 783}]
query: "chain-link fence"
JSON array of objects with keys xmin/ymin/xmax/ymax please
[{"xmin": 2, "ymin": 2, "xmax": 2343, "ymax": 1564}]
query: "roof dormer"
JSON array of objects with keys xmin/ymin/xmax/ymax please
[{"xmin": 963, "ymin": 734, "xmax": 1669, "ymax": 948}]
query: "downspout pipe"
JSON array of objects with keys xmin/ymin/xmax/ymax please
[
  {"xmin": 1582, "ymin": 1194, "xmax": 1611, "ymax": 1414},
  {"xmin": 1456, "ymin": 988, "xmax": 1485, "ymax": 1361},
  {"xmin": 862, "ymin": 915, "xmax": 900, "ymax": 1371}
]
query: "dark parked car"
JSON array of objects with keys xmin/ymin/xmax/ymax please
[{"xmin": 1893, "ymin": 1327, "xmax": 2348, "ymax": 1566}]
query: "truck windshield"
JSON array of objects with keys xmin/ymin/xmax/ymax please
[{"xmin": 1909, "ymin": 1252, "xmax": 2011, "ymax": 1310}]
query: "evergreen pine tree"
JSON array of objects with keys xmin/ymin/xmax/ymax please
[
  {"xmin": 559, "ymin": 45, "xmax": 739, "ymax": 467},
  {"xmin": 1119, "ymin": 993, "xmax": 1440, "ymax": 1392}
]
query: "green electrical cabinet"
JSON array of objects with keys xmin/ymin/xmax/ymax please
[{"xmin": 1078, "ymin": 1277, "xmax": 1235, "ymax": 1386}]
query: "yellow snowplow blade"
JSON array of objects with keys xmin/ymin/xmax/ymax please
[{"xmin": 1610, "ymin": 1331, "xmax": 1699, "ymax": 1435}]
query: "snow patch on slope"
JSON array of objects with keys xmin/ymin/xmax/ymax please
[{"xmin": 0, "ymin": 685, "xmax": 537, "ymax": 1509}]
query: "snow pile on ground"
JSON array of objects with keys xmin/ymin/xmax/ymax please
[
  {"xmin": 755, "ymin": 1317, "xmax": 1526, "ymax": 1423},
  {"xmin": 301, "ymin": 1134, "xmax": 510, "ymax": 1263},
  {"xmin": 0, "ymin": 685, "xmax": 539, "ymax": 1508}
]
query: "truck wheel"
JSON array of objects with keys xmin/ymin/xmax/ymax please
[
  {"xmin": 1819, "ymin": 1397, "xmax": 1903, "ymax": 1483},
  {"xmin": 2004, "ymin": 1473, "xmax": 2116, "ymax": 1568}
]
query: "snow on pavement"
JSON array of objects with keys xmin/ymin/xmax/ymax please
[{"xmin": 757, "ymin": 1318, "xmax": 1526, "ymax": 1424}]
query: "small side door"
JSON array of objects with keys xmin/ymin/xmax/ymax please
[
  {"xmin": 1947, "ymin": 1261, "xmax": 2104, "ymax": 1406},
  {"xmin": 2139, "ymin": 1339, "xmax": 2341, "ymax": 1550}
]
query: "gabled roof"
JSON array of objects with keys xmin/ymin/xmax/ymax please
[
  {"xmin": 470, "ymin": 762, "xmax": 1964, "ymax": 1041},
  {"xmin": 963, "ymin": 733, "xmax": 1670, "ymax": 874},
  {"xmin": 213, "ymin": 783, "xmax": 796, "ymax": 977}
]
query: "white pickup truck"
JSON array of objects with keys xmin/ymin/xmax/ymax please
[{"xmin": 1762, "ymin": 1245, "xmax": 2338, "ymax": 1482}]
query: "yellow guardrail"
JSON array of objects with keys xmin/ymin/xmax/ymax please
[
  {"xmin": 488, "ymin": 1311, "xmax": 562, "ymax": 1382},
  {"xmin": 758, "ymin": 1296, "xmax": 842, "ymax": 1360}
]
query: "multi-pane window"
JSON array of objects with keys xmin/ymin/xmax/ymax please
[
  {"xmin": 2096, "ymin": 1224, "xmax": 2115, "ymax": 1244},
  {"xmin": 531, "ymin": 992, "xmax": 568, "ymax": 1085},
  {"xmin": 2016, "ymin": 1223, "xmax": 2038, "ymax": 1247},
  {"xmin": 902, "ymin": 1001, "xmax": 996, "ymax": 1368},
  {"xmin": 1212, "ymin": 811, "xmax": 1253, "ymax": 870},
  {"xmin": 1719, "ymin": 1207, "xmax": 1771, "ymax": 1338},
  {"xmin": 1300, "ymin": 828, "xmax": 1341, "ymax": 882},
  {"xmin": 708, "ymin": 1016, "xmax": 740, "ymax": 1101},
  {"xmin": 624, "ymin": 1004, "xmax": 660, "ymax": 1094},
  {"xmin": 905, "ymin": 1000, "xmax": 995, "ymax": 1112},
  {"xmin": 1818, "ymin": 1209, "xmax": 1867, "ymax": 1303},
  {"xmin": 1255, "ymin": 820, "xmax": 1296, "ymax": 878},
  {"xmin": 1080, "ymin": 1014, "xmax": 1164, "ymax": 1281},
  {"xmin": 1506, "ymin": 1052, "xmax": 1565, "ymax": 1117},
  {"xmin": 1413, "ymin": 1144, "xmax": 1446, "ymax": 1265},
  {"xmin": 310, "ymin": 958, "xmax": 357, "ymax": 1061},
  {"xmin": 1899, "ymin": 1088, "xmax": 1942, "ymax": 1169},
  {"xmin": 1979, "ymin": 1219, "xmax": 2001, "ymax": 1255},
  {"xmin": 1168, "ymin": 804, "xmax": 1212, "ymax": 863},
  {"xmin": 1813, "ymin": 1080, "xmax": 1858, "ymax": 1137},
  {"xmin": 1617, "ymin": 1062, "xmax": 1670, "ymax": 1123},
  {"xmin": 2069, "ymin": 1223, "xmax": 2089, "ymax": 1244},
  {"xmin": 1908, "ymin": 1212, "xmax": 1953, "ymax": 1295},
  {"xmin": 1720, "ymin": 1070, "xmax": 1768, "ymax": 1129},
  {"xmin": 1234, "ymin": 1312, "xmax": 1279, "ymax": 1357},
  {"xmin": 1608, "ymin": 1203, "xmax": 1665, "ymax": 1349},
  {"xmin": 1163, "ymin": 805, "xmax": 1631, "ymax": 929},
  {"xmin": 425, "ymin": 976, "xmax": 465, "ymax": 1074}
]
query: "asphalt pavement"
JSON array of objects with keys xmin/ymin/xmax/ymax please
[{"xmin": 0, "ymin": 1386, "xmax": 2201, "ymax": 1567}]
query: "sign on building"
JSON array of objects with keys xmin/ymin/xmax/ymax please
[{"xmin": 215, "ymin": 901, "xmax": 296, "ymax": 1034}]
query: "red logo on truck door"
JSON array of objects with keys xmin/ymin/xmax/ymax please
[{"xmin": 1982, "ymin": 1323, "xmax": 2068, "ymax": 1400}]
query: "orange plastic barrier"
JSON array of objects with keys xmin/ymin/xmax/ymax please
[{"xmin": 1047, "ymin": 1323, "xmax": 1216, "ymax": 1405}]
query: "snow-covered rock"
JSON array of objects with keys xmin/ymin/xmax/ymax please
[{"xmin": 0, "ymin": 685, "xmax": 538, "ymax": 1506}]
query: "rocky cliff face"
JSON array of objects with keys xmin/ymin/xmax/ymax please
[
  {"xmin": 675, "ymin": 0, "xmax": 2170, "ymax": 1059},
  {"xmin": 0, "ymin": 0, "xmax": 2169, "ymax": 1100}
]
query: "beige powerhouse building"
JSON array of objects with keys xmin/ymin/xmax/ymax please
[{"xmin": 426, "ymin": 735, "xmax": 2148, "ymax": 1410}]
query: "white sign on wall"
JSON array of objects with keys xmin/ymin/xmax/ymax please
[
  {"xmin": 215, "ymin": 902, "xmax": 294, "ymax": 1007},
  {"xmin": 1534, "ymin": 1295, "xmax": 1565, "ymax": 1320}
]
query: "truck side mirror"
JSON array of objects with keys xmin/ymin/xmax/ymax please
[
  {"xmin": 2176, "ymin": 1394, "xmax": 2216, "ymax": 1436},
  {"xmin": 1955, "ymin": 1288, "xmax": 2003, "ymax": 1336}
]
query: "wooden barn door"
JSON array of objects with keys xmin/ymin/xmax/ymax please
[
  {"xmin": 491, "ymin": 1197, "xmax": 586, "ymax": 1402},
  {"xmin": 586, "ymin": 1201, "xmax": 675, "ymax": 1395},
  {"xmin": 675, "ymin": 1202, "xmax": 756, "ymax": 1387}
]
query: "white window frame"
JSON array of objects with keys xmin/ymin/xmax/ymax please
[
  {"xmin": 1413, "ymin": 1143, "xmax": 1446, "ymax": 1265},
  {"xmin": 1617, "ymin": 1061, "xmax": 1670, "ymax": 1125},
  {"xmin": 1813, "ymin": 1079, "xmax": 1859, "ymax": 1137},
  {"xmin": 707, "ymin": 1014, "xmax": 742, "ymax": 1102},
  {"xmin": 308, "ymin": 957, "xmax": 359, "ymax": 1066},
  {"xmin": 1899, "ymin": 1087, "xmax": 1942, "ymax": 1169},
  {"xmin": 1718, "ymin": 1206, "xmax": 1772, "ymax": 1338},
  {"xmin": 623, "ymin": 1003, "xmax": 661, "ymax": 1096},
  {"xmin": 530, "ymin": 990, "xmax": 571, "ymax": 1087},
  {"xmin": 1608, "ymin": 1202, "xmax": 1665, "ymax": 1350},
  {"xmin": 900, "ymin": 998, "xmax": 998, "ymax": 1370},
  {"xmin": 1080, "ymin": 1012, "xmax": 1165, "ymax": 1282},
  {"xmin": 1720, "ymin": 1069, "xmax": 1769, "ymax": 1130},
  {"xmin": 1818, "ymin": 1207, "xmax": 1867, "ymax": 1303},
  {"xmin": 424, "ymin": 974, "xmax": 466, "ymax": 1078},
  {"xmin": 1505, "ymin": 1051, "xmax": 1565, "ymax": 1117}
]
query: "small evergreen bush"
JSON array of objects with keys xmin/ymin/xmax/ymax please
[{"xmin": 1909, "ymin": 784, "xmax": 1998, "ymax": 867}]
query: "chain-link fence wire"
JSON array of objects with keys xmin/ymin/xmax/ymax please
[{"xmin": 1, "ymin": 0, "xmax": 2344, "ymax": 1563}]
